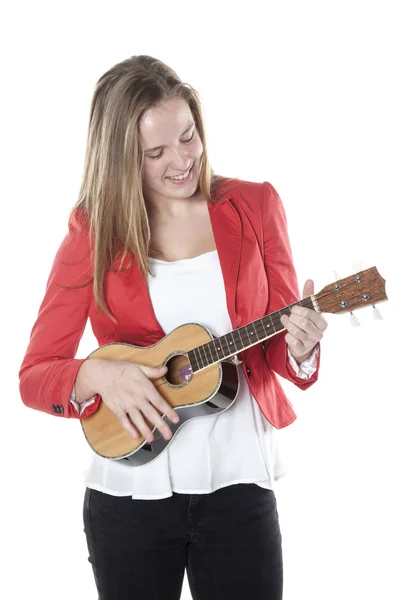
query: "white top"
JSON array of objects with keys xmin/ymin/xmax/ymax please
[{"xmin": 81, "ymin": 249, "xmax": 318, "ymax": 499}]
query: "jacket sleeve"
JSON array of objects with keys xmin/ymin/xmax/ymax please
[
  {"xmin": 261, "ymin": 181, "xmax": 321, "ymax": 390},
  {"xmin": 18, "ymin": 208, "xmax": 101, "ymax": 419}
]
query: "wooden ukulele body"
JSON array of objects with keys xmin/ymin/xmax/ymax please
[{"xmin": 81, "ymin": 323, "xmax": 239, "ymax": 466}]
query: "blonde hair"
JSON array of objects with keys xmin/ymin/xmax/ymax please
[{"xmin": 66, "ymin": 55, "xmax": 236, "ymax": 323}]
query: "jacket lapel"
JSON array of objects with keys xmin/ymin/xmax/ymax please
[
  {"xmin": 129, "ymin": 193, "xmax": 242, "ymax": 339},
  {"xmin": 208, "ymin": 197, "xmax": 242, "ymax": 330}
]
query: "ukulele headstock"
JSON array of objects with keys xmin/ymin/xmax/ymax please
[{"xmin": 315, "ymin": 266, "xmax": 387, "ymax": 314}]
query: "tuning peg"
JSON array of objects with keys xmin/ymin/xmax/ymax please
[
  {"xmin": 352, "ymin": 262, "xmax": 362, "ymax": 274},
  {"xmin": 350, "ymin": 311, "xmax": 361, "ymax": 327},
  {"xmin": 372, "ymin": 304, "xmax": 383, "ymax": 320},
  {"xmin": 333, "ymin": 270, "xmax": 341, "ymax": 281}
]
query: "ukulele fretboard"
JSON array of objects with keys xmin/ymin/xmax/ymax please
[{"xmin": 187, "ymin": 296, "xmax": 315, "ymax": 372}]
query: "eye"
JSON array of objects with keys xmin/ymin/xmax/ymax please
[
  {"xmin": 148, "ymin": 131, "xmax": 195, "ymax": 160},
  {"xmin": 182, "ymin": 131, "xmax": 195, "ymax": 144}
]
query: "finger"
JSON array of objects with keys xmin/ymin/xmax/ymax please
[
  {"xmin": 302, "ymin": 279, "xmax": 314, "ymax": 299},
  {"xmin": 285, "ymin": 332, "xmax": 306, "ymax": 354},
  {"xmin": 285, "ymin": 313, "xmax": 322, "ymax": 343},
  {"xmin": 290, "ymin": 305, "xmax": 328, "ymax": 332},
  {"xmin": 127, "ymin": 405, "xmax": 157, "ymax": 443},
  {"xmin": 281, "ymin": 315, "xmax": 309, "ymax": 344},
  {"xmin": 316, "ymin": 314, "xmax": 329, "ymax": 332},
  {"xmin": 139, "ymin": 400, "xmax": 173, "ymax": 441},
  {"xmin": 148, "ymin": 390, "xmax": 180, "ymax": 425},
  {"xmin": 305, "ymin": 313, "xmax": 328, "ymax": 333},
  {"xmin": 289, "ymin": 305, "xmax": 314, "ymax": 318},
  {"xmin": 114, "ymin": 407, "xmax": 140, "ymax": 439},
  {"xmin": 139, "ymin": 364, "xmax": 168, "ymax": 379}
]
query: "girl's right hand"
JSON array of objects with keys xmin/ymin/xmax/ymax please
[{"xmin": 83, "ymin": 359, "xmax": 179, "ymax": 443}]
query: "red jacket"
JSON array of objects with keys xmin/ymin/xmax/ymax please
[{"xmin": 19, "ymin": 179, "xmax": 320, "ymax": 428}]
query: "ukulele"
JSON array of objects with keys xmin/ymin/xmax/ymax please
[{"xmin": 81, "ymin": 266, "xmax": 388, "ymax": 466}]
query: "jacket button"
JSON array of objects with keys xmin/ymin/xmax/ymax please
[
  {"xmin": 246, "ymin": 365, "xmax": 251, "ymax": 377},
  {"xmin": 51, "ymin": 405, "xmax": 56, "ymax": 413}
]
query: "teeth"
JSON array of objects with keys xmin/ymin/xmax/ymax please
[{"xmin": 169, "ymin": 168, "xmax": 190, "ymax": 180}]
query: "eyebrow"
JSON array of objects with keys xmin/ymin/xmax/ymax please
[{"xmin": 143, "ymin": 121, "xmax": 195, "ymax": 153}]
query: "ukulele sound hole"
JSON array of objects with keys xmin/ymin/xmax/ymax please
[{"xmin": 164, "ymin": 354, "xmax": 192, "ymax": 386}]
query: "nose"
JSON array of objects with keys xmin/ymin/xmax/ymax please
[{"xmin": 170, "ymin": 146, "xmax": 191, "ymax": 172}]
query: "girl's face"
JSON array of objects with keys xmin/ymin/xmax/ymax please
[{"xmin": 139, "ymin": 96, "xmax": 204, "ymax": 207}]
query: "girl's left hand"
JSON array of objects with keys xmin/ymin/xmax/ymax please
[{"xmin": 280, "ymin": 279, "xmax": 328, "ymax": 363}]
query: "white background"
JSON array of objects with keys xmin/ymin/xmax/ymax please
[{"xmin": 3, "ymin": 1, "xmax": 399, "ymax": 598}]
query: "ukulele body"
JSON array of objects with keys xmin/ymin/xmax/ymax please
[{"xmin": 81, "ymin": 322, "xmax": 240, "ymax": 467}]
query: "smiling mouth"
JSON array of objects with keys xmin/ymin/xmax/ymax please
[{"xmin": 166, "ymin": 164, "xmax": 193, "ymax": 179}]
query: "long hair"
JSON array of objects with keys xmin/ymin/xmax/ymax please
[{"xmin": 65, "ymin": 55, "xmax": 236, "ymax": 323}]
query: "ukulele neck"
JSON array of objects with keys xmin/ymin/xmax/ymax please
[{"xmin": 187, "ymin": 295, "xmax": 317, "ymax": 372}]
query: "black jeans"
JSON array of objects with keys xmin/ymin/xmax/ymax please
[{"xmin": 83, "ymin": 482, "xmax": 283, "ymax": 600}]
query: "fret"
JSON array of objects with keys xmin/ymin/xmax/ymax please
[
  {"xmin": 203, "ymin": 344, "xmax": 211, "ymax": 366},
  {"xmin": 256, "ymin": 321, "xmax": 263, "ymax": 341},
  {"xmin": 245, "ymin": 322, "xmax": 262, "ymax": 343},
  {"xmin": 220, "ymin": 335, "xmax": 231, "ymax": 356},
  {"xmin": 188, "ymin": 349, "xmax": 198, "ymax": 372},
  {"xmin": 250, "ymin": 321, "xmax": 258, "ymax": 340},
  {"xmin": 197, "ymin": 345, "xmax": 204, "ymax": 368},
  {"xmin": 259, "ymin": 316, "xmax": 267, "ymax": 334},
  {"xmin": 193, "ymin": 346, "xmax": 202, "ymax": 370},
  {"xmin": 261, "ymin": 315, "xmax": 273, "ymax": 335},
  {"xmin": 242, "ymin": 325, "xmax": 251, "ymax": 345},
  {"xmin": 190, "ymin": 347, "xmax": 197, "ymax": 371},
  {"xmin": 260, "ymin": 317, "xmax": 268, "ymax": 336},
  {"xmin": 276, "ymin": 310, "xmax": 283, "ymax": 333},
  {"xmin": 212, "ymin": 338, "xmax": 221, "ymax": 360},
  {"xmin": 197, "ymin": 345, "xmax": 206, "ymax": 369},
  {"xmin": 236, "ymin": 327, "xmax": 245, "ymax": 351},
  {"xmin": 242, "ymin": 326, "xmax": 250, "ymax": 346},
  {"xmin": 229, "ymin": 331, "xmax": 238, "ymax": 353},
  {"xmin": 269, "ymin": 313, "xmax": 277, "ymax": 332}
]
